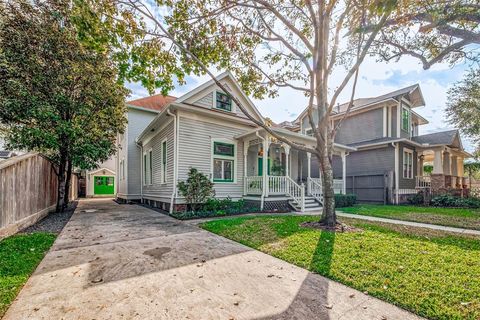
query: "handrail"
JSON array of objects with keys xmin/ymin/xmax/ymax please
[
  {"xmin": 308, "ymin": 177, "xmax": 323, "ymax": 204},
  {"xmin": 286, "ymin": 176, "xmax": 305, "ymax": 212},
  {"xmin": 245, "ymin": 176, "xmax": 263, "ymax": 195},
  {"xmin": 416, "ymin": 175, "xmax": 431, "ymax": 188}
]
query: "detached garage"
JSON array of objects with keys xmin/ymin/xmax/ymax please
[{"xmin": 86, "ymin": 168, "xmax": 116, "ymax": 197}]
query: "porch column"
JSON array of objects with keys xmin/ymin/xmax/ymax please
[
  {"xmin": 341, "ymin": 151, "xmax": 347, "ymax": 194},
  {"xmin": 284, "ymin": 145, "xmax": 290, "ymax": 177},
  {"xmin": 243, "ymin": 141, "xmax": 249, "ymax": 195},
  {"xmin": 307, "ymin": 152, "xmax": 311, "ymax": 194},
  {"xmin": 431, "ymin": 148, "xmax": 445, "ymax": 190},
  {"xmin": 417, "ymin": 153, "xmax": 424, "ymax": 176},
  {"xmin": 443, "ymin": 151, "xmax": 451, "ymax": 187},
  {"xmin": 451, "ymin": 155, "xmax": 458, "ymax": 188},
  {"xmin": 263, "ymin": 137, "xmax": 270, "ymax": 198}
]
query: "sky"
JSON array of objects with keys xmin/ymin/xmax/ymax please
[{"xmin": 127, "ymin": 54, "xmax": 475, "ymax": 152}]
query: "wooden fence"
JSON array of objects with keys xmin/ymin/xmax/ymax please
[{"xmin": 0, "ymin": 153, "xmax": 76, "ymax": 239}]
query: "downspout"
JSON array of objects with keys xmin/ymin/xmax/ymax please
[
  {"xmin": 167, "ymin": 109, "xmax": 178, "ymax": 213},
  {"xmin": 255, "ymin": 131, "xmax": 265, "ymax": 210},
  {"xmin": 135, "ymin": 139, "xmax": 143, "ymax": 203},
  {"xmin": 392, "ymin": 142, "xmax": 399, "ymax": 204}
]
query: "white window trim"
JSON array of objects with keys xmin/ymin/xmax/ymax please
[
  {"xmin": 143, "ymin": 149, "xmax": 153, "ymax": 186},
  {"xmin": 403, "ymin": 148, "xmax": 414, "ymax": 179},
  {"xmin": 161, "ymin": 138, "xmax": 167, "ymax": 184},
  {"xmin": 214, "ymin": 90, "xmax": 235, "ymax": 113},
  {"xmin": 211, "ymin": 138, "xmax": 237, "ymax": 183}
]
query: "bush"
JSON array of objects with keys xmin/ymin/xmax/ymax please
[
  {"xmin": 172, "ymin": 198, "xmax": 260, "ymax": 220},
  {"xmin": 407, "ymin": 192, "xmax": 425, "ymax": 205},
  {"xmin": 335, "ymin": 194, "xmax": 356, "ymax": 208},
  {"xmin": 430, "ymin": 194, "xmax": 480, "ymax": 208},
  {"xmin": 177, "ymin": 168, "xmax": 214, "ymax": 212}
]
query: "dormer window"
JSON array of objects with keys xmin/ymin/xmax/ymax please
[
  {"xmin": 216, "ymin": 92, "xmax": 232, "ymax": 111},
  {"xmin": 401, "ymin": 106, "xmax": 410, "ymax": 132}
]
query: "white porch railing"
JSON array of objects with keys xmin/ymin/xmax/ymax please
[
  {"xmin": 286, "ymin": 176, "xmax": 305, "ymax": 212},
  {"xmin": 333, "ymin": 179, "xmax": 344, "ymax": 194},
  {"xmin": 268, "ymin": 176, "xmax": 288, "ymax": 195},
  {"xmin": 308, "ymin": 177, "xmax": 323, "ymax": 203},
  {"xmin": 416, "ymin": 176, "xmax": 431, "ymax": 189},
  {"xmin": 245, "ymin": 176, "xmax": 262, "ymax": 194}
]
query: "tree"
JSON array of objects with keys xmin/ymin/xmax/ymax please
[
  {"xmin": 0, "ymin": 0, "xmax": 128, "ymax": 211},
  {"xmin": 76, "ymin": 0, "xmax": 399, "ymax": 228},
  {"xmin": 446, "ymin": 68, "xmax": 480, "ymax": 157},
  {"xmin": 177, "ymin": 168, "xmax": 215, "ymax": 212},
  {"xmin": 370, "ymin": 0, "xmax": 480, "ymax": 69},
  {"xmin": 464, "ymin": 161, "xmax": 480, "ymax": 190}
]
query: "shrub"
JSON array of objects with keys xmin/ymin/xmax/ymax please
[
  {"xmin": 171, "ymin": 198, "xmax": 258, "ymax": 220},
  {"xmin": 335, "ymin": 194, "xmax": 356, "ymax": 208},
  {"xmin": 177, "ymin": 168, "xmax": 214, "ymax": 212},
  {"xmin": 430, "ymin": 194, "xmax": 480, "ymax": 208},
  {"xmin": 407, "ymin": 192, "xmax": 425, "ymax": 205}
]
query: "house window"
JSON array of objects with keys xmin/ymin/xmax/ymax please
[
  {"xmin": 403, "ymin": 149, "xmax": 413, "ymax": 179},
  {"xmin": 212, "ymin": 141, "xmax": 235, "ymax": 182},
  {"xmin": 143, "ymin": 154, "xmax": 147, "ymax": 185},
  {"xmin": 305, "ymin": 128, "xmax": 314, "ymax": 136},
  {"xmin": 214, "ymin": 142, "xmax": 234, "ymax": 157},
  {"xmin": 401, "ymin": 107, "xmax": 410, "ymax": 132},
  {"xmin": 213, "ymin": 159, "xmax": 233, "ymax": 182},
  {"xmin": 162, "ymin": 140, "xmax": 167, "ymax": 183},
  {"xmin": 215, "ymin": 92, "xmax": 232, "ymax": 111}
]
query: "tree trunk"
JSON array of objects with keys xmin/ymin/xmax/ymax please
[
  {"xmin": 56, "ymin": 155, "xmax": 67, "ymax": 212},
  {"xmin": 63, "ymin": 160, "xmax": 73, "ymax": 208}
]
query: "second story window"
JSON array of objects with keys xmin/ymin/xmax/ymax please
[
  {"xmin": 401, "ymin": 107, "xmax": 410, "ymax": 132},
  {"xmin": 216, "ymin": 92, "xmax": 232, "ymax": 112}
]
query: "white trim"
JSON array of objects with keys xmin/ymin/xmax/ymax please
[
  {"xmin": 143, "ymin": 148, "xmax": 153, "ymax": 186},
  {"xmin": 402, "ymin": 148, "xmax": 414, "ymax": 179},
  {"xmin": 126, "ymin": 104, "xmax": 161, "ymax": 114},
  {"xmin": 387, "ymin": 106, "xmax": 392, "ymax": 137},
  {"xmin": 88, "ymin": 167, "xmax": 115, "ymax": 176},
  {"xmin": 383, "ymin": 106, "xmax": 387, "ymax": 137},
  {"xmin": 178, "ymin": 107, "xmax": 255, "ymax": 130},
  {"xmin": 214, "ymin": 89, "xmax": 236, "ymax": 113},
  {"xmin": 397, "ymin": 100, "xmax": 401, "ymax": 138},
  {"xmin": 140, "ymin": 117, "xmax": 174, "ymax": 146},
  {"xmin": 211, "ymin": 138, "xmax": 237, "ymax": 183},
  {"xmin": 161, "ymin": 138, "xmax": 168, "ymax": 184}
]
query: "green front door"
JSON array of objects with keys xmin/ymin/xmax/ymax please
[
  {"xmin": 94, "ymin": 176, "xmax": 114, "ymax": 195},
  {"xmin": 257, "ymin": 158, "xmax": 271, "ymax": 176}
]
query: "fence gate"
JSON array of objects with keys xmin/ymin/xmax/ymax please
[{"xmin": 345, "ymin": 172, "xmax": 392, "ymax": 204}]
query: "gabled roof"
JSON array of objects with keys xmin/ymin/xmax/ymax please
[
  {"xmin": 412, "ymin": 129, "xmax": 461, "ymax": 147},
  {"xmin": 294, "ymin": 84, "xmax": 425, "ymax": 124},
  {"xmin": 175, "ymin": 71, "xmax": 264, "ymax": 123},
  {"xmin": 127, "ymin": 94, "xmax": 177, "ymax": 112}
]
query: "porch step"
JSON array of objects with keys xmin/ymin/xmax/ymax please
[{"xmin": 288, "ymin": 196, "xmax": 323, "ymax": 212}]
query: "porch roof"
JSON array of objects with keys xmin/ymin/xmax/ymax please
[{"xmin": 234, "ymin": 127, "xmax": 357, "ymax": 152}]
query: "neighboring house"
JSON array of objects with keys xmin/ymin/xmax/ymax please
[
  {"xmin": 85, "ymin": 157, "xmax": 116, "ymax": 197},
  {"xmin": 293, "ymin": 84, "xmax": 471, "ymax": 203},
  {"xmin": 117, "ymin": 72, "xmax": 353, "ymax": 212}
]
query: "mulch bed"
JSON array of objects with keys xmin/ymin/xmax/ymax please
[
  {"xmin": 20, "ymin": 201, "xmax": 78, "ymax": 234},
  {"xmin": 300, "ymin": 221, "xmax": 362, "ymax": 233}
]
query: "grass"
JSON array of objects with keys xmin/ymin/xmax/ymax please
[
  {"xmin": 0, "ymin": 232, "xmax": 56, "ymax": 317},
  {"xmin": 340, "ymin": 204, "xmax": 480, "ymax": 230},
  {"xmin": 201, "ymin": 215, "xmax": 480, "ymax": 320}
]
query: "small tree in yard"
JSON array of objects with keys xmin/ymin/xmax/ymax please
[
  {"xmin": 177, "ymin": 168, "xmax": 215, "ymax": 212},
  {"xmin": 0, "ymin": 0, "xmax": 128, "ymax": 211}
]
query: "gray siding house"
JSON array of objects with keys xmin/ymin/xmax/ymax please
[{"xmin": 293, "ymin": 85, "xmax": 471, "ymax": 203}]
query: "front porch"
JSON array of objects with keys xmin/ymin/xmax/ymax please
[
  {"xmin": 236, "ymin": 127, "xmax": 353, "ymax": 212},
  {"xmin": 415, "ymin": 146, "xmax": 468, "ymax": 191}
]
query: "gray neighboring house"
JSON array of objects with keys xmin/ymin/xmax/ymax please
[
  {"xmin": 292, "ymin": 84, "xmax": 471, "ymax": 204},
  {"xmin": 117, "ymin": 72, "xmax": 353, "ymax": 212}
]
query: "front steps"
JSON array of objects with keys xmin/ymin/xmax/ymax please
[{"xmin": 289, "ymin": 196, "xmax": 323, "ymax": 212}]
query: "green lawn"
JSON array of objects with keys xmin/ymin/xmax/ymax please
[
  {"xmin": 0, "ymin": 233, "xmax": 56, "ymax": 317},
  {"xmin": 340, "ymin": 204, "xmax": 480, "ymax": 230},
  {"xmin": 201, "ymin": 216, "xmax": 480, "ymax": 320}
]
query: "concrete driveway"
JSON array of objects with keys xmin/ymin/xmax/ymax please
[{"xmin": 4, "ymin": 199, "xmax": 422, "ymax": 320}]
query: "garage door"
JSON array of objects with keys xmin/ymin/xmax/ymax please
[{"xmin": 94, "ymin": 176, "xmax": 114, "ymax": 195}]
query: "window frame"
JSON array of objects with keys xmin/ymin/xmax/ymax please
[
  {"xmin": 403, "ymin": 148, "xmax": 414, "ymax": 179},
  {"xmin": 401, "ymin": 106, "xmax": 411, "ymax": 132},
  {"xmin": 161, "ymin": 139, "xmax": 167, "ymax": 184},
  {"xmin": 211, "ymin": 139, "xmax": 236, "ymax": 183},
  {"xmin": 305, "ymin": 128, "xmax": 314, "ymax": 137},
  {"xmin": 149, "ymin": 149, "xmax": 153, "ymax": 185},
  {"xmin": 215, "ymin": 91, "xmax": 233, "ymax": 112}
]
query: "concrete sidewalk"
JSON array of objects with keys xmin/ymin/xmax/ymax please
[
  {"xmin": 4, "ymin": 199, "xmax": 423, "ymax": 320},
  {"xmin": 336, "ymin": 212, "xmax": 480, "ymax": 236}
]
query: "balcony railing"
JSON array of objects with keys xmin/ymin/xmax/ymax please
[{"xmin": 416, "ymin": 176, "xmax": 431, "ymax": 189}]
